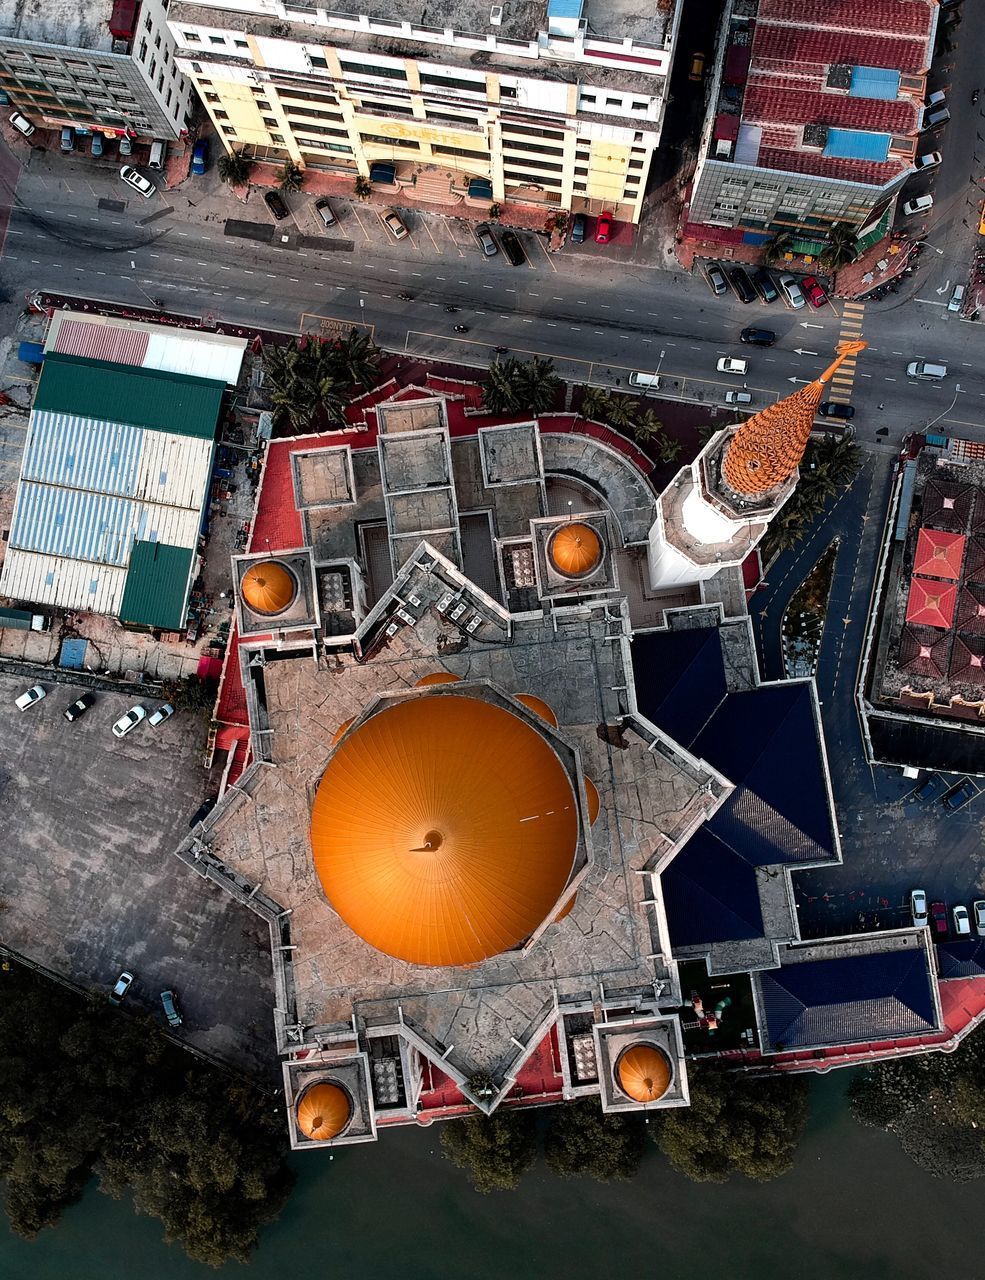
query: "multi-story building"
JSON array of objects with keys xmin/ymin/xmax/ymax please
[
  {"xmin": 0, "ymin": 0, "xmax": 194, "ymax": 142},
  {"xmin": 684, "ymin": 0, "xmax": 937, "ymax": 256},
  {"xmin": 165, "ymin": 0, "xmax": 681, "ymax": 224}
]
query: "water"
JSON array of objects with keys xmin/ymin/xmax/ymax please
[{"xmin": 0, "ymin": 1075, "xmax": 969, "ymax": 1280}]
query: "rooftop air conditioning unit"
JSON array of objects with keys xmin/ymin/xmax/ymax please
[{"xmin": 490, "ymin": 5, "xmax": 504, "ymax": 25}]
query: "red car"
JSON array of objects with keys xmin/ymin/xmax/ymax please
[
  {"xmin": 930, "ymin": 900, "xmax": 949, "ymax": 938},
  {"xmin": 594, "ymin": 211, "xmax": 613, "ymax": 244},
  {"xmin": 801, "ymin": 274, "xmax": 827, "ymax": 308}
]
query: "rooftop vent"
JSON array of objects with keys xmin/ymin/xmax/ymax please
[
  {"xmin": 802, "ymin": 123, "xmax": 829, "ymax": 149},
  {"xmin": 826, "ymin": 63, "xmax": 853, "ymax": 91},
  {"xmin": 490, "ymin": 5, "xmax": 504, "ymax": 25}
]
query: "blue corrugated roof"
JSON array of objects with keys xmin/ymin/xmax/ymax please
[
  {"xmin": 58, "ymin": 637, "xmax": 88, "ymax": 669},
  {"xmin": 547, "ymin": 0, "xmax": 583, "ymax": 15},
  {"xmin": 850, "ymin": 66, "xmax": 901, "ymax": 100},
  {"xmin": 824, "ymin": 128, "xmax": 891, "ymax": 161},
  {"xmin": 662, "ymin": 826, "xmax": 764, "ymax": 949},
  {"xmin": 630, "ymin": 627, "xmax": 727, "ymax": 749},
  {"xmin": 23, "ymin": 411, "xmax": 144, "ymax": 494},
  {"xmin": 757, "ymin": 950, "xmax": 939, "ymax": 1049},
  {"xmin": 11, "ymin": 484, "xmax": 137, "ymax": 564}
]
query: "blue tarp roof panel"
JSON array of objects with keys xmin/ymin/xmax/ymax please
[
  {"xmin": 849, "ymin": 66, "xmax": 901, "ymax": 100},
  {"xmin": 824, "ymin": 128, "xmax": 891, "ymax": 161}
]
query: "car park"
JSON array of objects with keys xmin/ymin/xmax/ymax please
[
  {"xmin": 801, "ymin": 275, "xmax": 827, "ymax": 308},
  {"xmin": 778, "ymin": 273, "xmax": 805, "ymax": 308},
  {"xmin": 501, "ymin": 231, "xmax": 525, "ymax": 266},
  {"xmin": 915, "ymin": 151, "xmax": 942, "ymax": 169},
  {"xmin": 475, "ymin": 222, "xmax": 498, "ymax": 256},
  {"xmin": 911, "ymin": 889, "xmax": 928, "ymax": 927},
  {"xmin": 907, "ymin": 360, "xmax": 947, "ymax": 380},
  {"xmin": 922, "ymin": 104, "xmax": 950, "ymax": 128},
  {"xmin": 943, "ymin": 776, "xmax": 978, "ymax": 810},
  {"xmin": 740, "ymin": 327, "xmax": 775, "ymax": 347},
  {"xmin": 64, "ymin": 692, "xmax": 95, "ymax": 722},
  {"xmin": 902, "ymin": 194, "xmax": 934, "ymax": 217},
  {"xmin": 717, "ymin": 357, "xmax": 748, "ymax": 375},
  {"xmin": 729, "ymin": 267, "xmax": 756, "ymax": 304},
  {"xmin": 570, "ymin": 213, "xmax": 586, "ymax": 244},
  {"xmin": 314, "ymin": 197, "xmax": 336, "ymax": 228},
  {"xmin": 954, "ymin": 905, "xmax": 972, "ymax": 937},
  {"xmin": 120, "ymin": 164, "xmax": 154, "ymax": 198},
  {"xmin": 264, "ymin": 190, "xmax": 290, "ymax": 221},
  {"xmin": 148, "ymin": 703, "xmax": 175, "ymax": 727},
  {"xmin": 112, "ymin": 705, "xmax": 146, "ymax": 738},
  {"xmin": 818, "ymin": 402, "xmax": 856, "ymax": 419},
  {"xmin": 161, "ymin": 989, "xmax": 183, "ymax": 1027},
  {"xmin": 9, "ymin": 110, "xmax": 35, "ymax": 137},
  {"xmin": 379, "ymin": 206, "xmax": 408, "ymax": 240},
  {"xmin": 724, "ymin": 390, "xmax": 753, "ymax": 405},
  {"xmin": 15, "ymin": 684, "xmax": 45, "ymax": 711},
  {"xmin": 594, "ymin": 211, "xmax": 613, "ymax": 244},
  {"xmin": 704, "ymin": 262, "xmax": 728, "ymax": 296},
  {"xmin": 109, "ymin": 971, "xmax": 134, "ymax": 1004},
  {"xmin": 191, "ymin": 138, "xmax": 208, "ymax": 175},
  {"xmin": 931, "ymin": 900, "xmax": 948, "ymax": 937},
  {"xmin": 751, "ymin": 269, "xmax": 779, "ymax": 304},
  {"xmin": 90, "ymin": 132, "xmax": 104, "ymax": 158}
]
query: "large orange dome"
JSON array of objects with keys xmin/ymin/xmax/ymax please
[
  {"xmin": 310, "ymin": 693, "xmax": 579, "ymax": 967},
  {"xmin": 296, "ymin": 1082, "xmax": 352, "ymax": 1140},
  {"xmin": 548, "ymin": 522, "xmax": 603, "ymax": 578},
  {"xmin": 616, "ymin": 1044, "xmax": 672, "ymax": 1103},
  {"xmin": 241, "ymin": 560, "xmax": 297, "ymax": 615}
]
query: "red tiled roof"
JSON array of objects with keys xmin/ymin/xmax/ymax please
[
  {"xmin": 905, "ymin": 576, "xmax": 957, "ymax": 629},
  {"xmin": 956, "ymin": 583, "xmax": 985, "ymax": 635},
  {"xmin": 757, "ymin": 146, "xmax": 907, "ymax": 185},
  {"xmin": 922, "ymin": 479, "xmax": 975, "ymax": 533},
  {"xmin": 913, "ymin": 527, "xmax": 965, "ymax": 581},
  {"xmin": 752, "ymin": 26, "xmax": 929, "ymax": 76},
  {"xmin": 756, "ymin": 0, "xmax": 934, "ymax": 38},
  {"xmin": 742, "ymin": 85, "xmax": 920, "ymax": 134},
  {"xmin": 949, "ymin": 635, "xmax": 985, "ymax": 686},
  {"xmin": 897, "ymin": 624, "xmax": 950, "ymax": 678}
]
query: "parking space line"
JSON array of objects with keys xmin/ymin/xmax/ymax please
[{"xmin": 532, "ymin": 236, "xmax": 556, "ymax": 273}]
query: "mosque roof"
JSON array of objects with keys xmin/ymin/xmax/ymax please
[
  {"xmin": 296, "ymin": 1082, "xmax": 352, "ymax": 1140},
  {"xmin": 241, "ymin": 560, "xmax": 297, "ymax": 615},
  {"xmin": 309, "ymin": 692, "xmax": 579, "ymax": 968},
  {"xmin": 547, "ymin": 522, "xmax": 603, "ymax": 577},
  {"xmin": 616, "ymin": 1044, "xmax": 673, "ymax": 1103}
]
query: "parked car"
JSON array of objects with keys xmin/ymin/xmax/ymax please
[
  {"xmin": 778, "ymin": 273, "xmax": 805, "ymax": 308},
  {"xmin": 314, "ymin": 196, "xmax": 336, "ymax": 228},
  {"xmin": 751, "ymin": 269, "xmax": 779, "ymax": 304},
  {"xmin": 119, "ymin": 164, "xmax": 154, "ymax": 198},
  {"xmin": 926, "ymin": 90, "xmax": 946, "ymax": 107},
  {"xmin": 190, "ymin": 138, "xmax": 208, "ymax": 175},
  {"xmin": 500, "ymin": 230, "xmax": 525, "ymax": 266},
  {"xmin": 943, "ymin": 777, "xmax": 978, "ymax": 810},
  {"xmin": 475, "ymin": 222, "xmax": 498, "ymax": 257},
  {"xmin": 594, "ymin": 211, "xmax": 613, "ymax": 244},
  {"xmin": 729, "ymin": 266, "xmax": 756, "ymax": 304},
  {"xmin": 379, "ymin": 206, "xmax": 408, "ymax": 240},
  {"xmin": 911, "ymin": 889, "xmax": 929, "ymax": 927},
  {"xmin": 930, "ymin": 900, "xmax": 949, "ymax": 937},
  {"xmin": 915, "ymin": 151, "xmax": 942, "ymax": 169},
  {"xmin": 902, "ymin": 194, "xmax": 934, "ymax": 217},
  {"xmin": 954, "ymin": 904, "xmax": 972, "ymax": 937},
  {"xmin": 112, "ymin": 705, "xmax": 146, "ymax": 738},
  {"xmin": 118, "ymin": 134, "xmax": 133, "ymax": 156},
  {"xmin": 90, "ymin": 132, "xmax": 104, "ymax": 158},
  {"xmin": 148, "ymin": 702, "xmax": 175, "ymax": 727},
  {"xmin": 724, "ymin": 390, "xmax": 753, "ymax": 405},
  {"xmin": 60, "ymin": 126, "xmax": 74, "ymax": 152},
  {"xmin": 188, "ymin": 797, "xmax": 217, "ymax": 828},
  {"xmin": 161, "ymin": 989, "xmax": 183, "ymax": 1027},
  {"xmin": 264, "ymin": 189, "xmax": 290, "ymax": 221},
  {"xmin": 818, "ymin": 401, "xmax": 856, "ymax": 419},
  {"xmin": 801, "ymin": 275, "xmax": 827, "ymax": 308},
  {"xmin": 740, "ymin": 327, "xmax": 775, "ymax": 347},
  {"xmin": 109, "ymin": 971, "xmax": 134, "ymax": 1004},
  {"xmin": 911, "ymin": 771, "xmax": 948, "ymax": 802},
  {"xmin": 922, "ymin": 104, "xmax": 950, "ymax": 129},
  {"xmin": 948, "ymin": 283, "xmax": 965, "ymax": 313},
  {"xmin": 570, "ymin": 213, "xmax": 586, "ymax": 244},
  {"xmin": 704, "ymin": 262, "xmax": 728, "ymax": 296},
  {"xmin": 15, "ymin": 684, "xmax": 45, "ymax": 711},
  {"xmin": 64, "ymin": 691, "xmax": 95, "ymax": 722},
  {"xmin": 717, "ymin": 357, "xmax": 748, "ymax": 375},
  {"xmin": 689, "ymin": 52, "xmax": 706, "ymax": 82},
  {"xmin": 974, "ymin": 900, "xmax": 985, "ymax": 937},
  {"xmin": 9, "ymin": 110, "xmax": 35, "ymax": 137}
]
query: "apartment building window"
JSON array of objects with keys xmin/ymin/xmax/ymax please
[
  {"xmin": 157, "ymin": 73, "xmax": 164, "ymax": 91},
  {"xmin": 191, "ymin": 63, "xmax": 203, "ymax": 74},
  {"xmin": 139, "ymin": 39, "xmax": 148, "ymax": 61},
  {"xmin": 209, "ymin": 36, "xmax": 224, "ymax": 45},
  {"xmin": 154, "ymin": 34, "xmax": 161, "ymax": 49},
  {"xmin": 166, "ymin": 88, "xmax": 173, "ymax": 106},
  {"xmin": 257, "ymin": 100, "xmax": 271, "ymax": 110},
  {"xmin": 433, "ymin": 144, "xmax": 487, "ymax": 160},
  {"xmin": 163, "ymin": 49, "xmax": 169, "ymax": 64},
  {"xmin": 295, "ymin": 123, "xmax": 349, "ymax": 137},
  {"xmin": 360, "ymin": 99, "xmax": 414, "ymax": 115},
  {"xmin": 149, "ymin": 60, "xmax": 157, "ymax": 78},
  {"xmin": 503, "ymin": 123, "xmax": 563, "ymax": 141},
  {"xmin": 500, "ymin": 86, "xmax": 517, "ymax": 99},
  {"xmin": 574, "ymin": 167, "xmax": 588, "ymax": 176},
  {"xmin": 419, "ymin": 72, "xmax": 481, "ymax": 93},
  {"xmin": 271, "ymin": 133, "xmax": 284, "ymax": 143},
  {"xmin": 183, "ymin": 32, "xmax": 201, "ymax": 43},
  {"xmin": 573, "ymin": 181, "xmax": 586, "ymax": 192},
  {"xmin": 581, "ymin": 93, "xmax": 596, "ymax": 104},
  {"xmin": 144, "ymin": 12, "xmax": 152, "ymax": 31},
  {"xmin": 342, "ymin": 58, "xmax": 406, "ymax": 80},
  {"xmin": 502, "ymin": 139, "xmax": 563, "ymax": 157},
  {"xmin": 504, "ymin": 158, "xmax": 563, "ymax": 173},
  {"xmin": 286, "ymin": 107, "xmax": 344, "ymax": 122},
  {"xmin": 631, "ymin": 100, "xmax": 648, "ymax": 110},
  {"xmin": 426, "ymin": 109, "xmax": 478, "ymax": 124},
  {"xmin": 235, "ymin": 39, "xmax": 248, "ymax": 48},
  {"xmin": 628, "ymin": 159, "xmax": 644, "ymax": 170},
  {"xmin": 214, "ymin": 109, "xmax": 229, "ymax": 119},
  {"xmin": 361, "ymin": 133, "xmax": 418, "ymax": 148},
  {"xmin": 263, "ymin": 117, "xmax": 278, "ymax": 127},
  {"xmin": 505, "ymin": 169, "xmax": 561, "ymax": 187}
]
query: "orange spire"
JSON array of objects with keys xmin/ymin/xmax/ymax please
[{"xmin": 722, "ymin": 340, "xmax": 866, "ymax": 496}]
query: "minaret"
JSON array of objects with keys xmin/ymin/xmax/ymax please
[{"xmin": 647, "ymin": 341, "xmax": 865, "ymax": 589}]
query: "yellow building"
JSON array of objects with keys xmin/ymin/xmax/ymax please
[{"xmin": 166, "ymin": 0, "xmax": 681, "ymax": 224}]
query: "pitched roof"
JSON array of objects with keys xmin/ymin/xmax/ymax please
[
  {"xmin": 661, "ymin": 826, "xmax": 765, "ymax": 949},
  {"xmin": 937, "ymin": 940, "xmax": 985, "ymax": 980},
  {"xmin": 913, "ymin": 527, "xmax": 965, "ymax": 581},
  {"xmin": 949, "ymin": 635, "xmax": 985, "ymax": 687},
  {"xmin": 964, "ymin": 536, "xmax": 985, "ymax": 583},
  {"xmin": 956, "ymin": 583, "xmax": 985, "ymax": 635},
  {"xmin": 117, "ymin": 540, "xmax": 195, "ymax": 630},
  {"xmin": 905, "ymin": 576, "xmax": 957, "ymax": 628},
  {"xmin": 756, "ymin": 948, "xmax": 939, "ymax": 1050},
  {"xmin": 629, "ymin": 626, "xmax": 728, "ymax": 748},
  {"xmin": 897, "ymin": 624, "xmax": 950, "ymax": 678},
  {"xmin": 34, "ymin": 352, "xmax": 225, "ymax": 440},
  {"xmin": 922, "ymin": 480, "xmax": 975, "ymax": 534}
]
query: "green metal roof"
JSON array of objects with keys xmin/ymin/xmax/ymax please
[
  {"xmin": 118, "ymin": 541, "xmax": 195, "ymax": 630},
  {"xmin": 34, "ymin": 353, "xmax": 225, "ymax": 440}
]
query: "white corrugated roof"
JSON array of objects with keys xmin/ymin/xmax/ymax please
[{"xmin": 0, "ymin": 549, "xmax": 127, "ymax": 616}]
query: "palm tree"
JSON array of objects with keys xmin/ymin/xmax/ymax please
[
  {"xmin": 516, "ymin": 357, "xmax": 562, "ymax": 415},
  {"xmin": 656, "ymin": 435, "xmax": 682, "ymax": 465},
  {"xmin": 331, "ymin": 329, "xmax": 381, "ymax": 390},
  {"xmin": 763, "ymin": 231, "xmax": 795, "ymax": 267},
  {"xmin": 279, "ymin": 159, "xmax": 304, "ymax": 193},
  {"xmin": 811, "ymin": 435, "xmax": 862, "ymax": 488},
  {"xmin": 217, "ymin": 149, "xmax": 253, "ymax": 186},
  {"xmin": 482, "ymin": 358, "xmax": 523, "ymax": 414},
  {"xmin": 600, "ymin": 394, "xmax": 637, "ymax": 433},
  {"xmin": 354, "ymin": 174, "xmax": 372, "ymax": 201},
  {"xmin": 818, "ymin": 222, "xmax": 859, "ymax": 273},
  {"xmin": 632, "ymin": 408, "xmax": 664, "ymax": 444},
  {"xmin": 580, "ymin": 386, "xmax": 612, "ymax": 422}
]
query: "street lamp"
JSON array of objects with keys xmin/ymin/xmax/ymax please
[
  {"xmin": 645, "ymin": 349, "xmax": 666, "ymax": 399},
  {"xmin": 924, "ymin": 382, "xmax": 962, "ymax": 434}
]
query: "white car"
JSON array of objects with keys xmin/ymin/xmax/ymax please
[
  {"xmin": 954, "ymin": 904, "xmax": 972, "ymax": 937},
  {"xmin": 112, "ymin": 704, "xmax": 146, "ymax": 738},
  {"xmin": 379, "ymin": 207, "xmax": 408, "ymax": 240},
  {"xmin": 910, "ymin": 888, "xmax": 928, "ymax": 927},
  {"xmin": 778, "ymin": 273, "xmax": 805, "ymax": 309},
  {"xmin": 724, "ymin": 390, "xmax": 753, "ymax": 405},
  {"xmin": 902, "ymin": 194, "xmax": 934, "ymax": 217},
  {"xmin": 717, "ymin": 357, "xmax": 748, "ymax": 376},
  {"xmin": 148, "ymin": 702, "xmax": 175, "ymax": 727},
  {"xmin": 9, "ymin": 111, "xmax": 35, "ymax": 137},
  {"xmin": 974, "ymin": 900, "xmax": 985, "ymax": 937},
  {"xmin": 915, "ymin": 151, "xmax": 942, "ymax": 170},
  {"xmin": 119, "ymin": 164, "xmax": 155, "ymax": 199},
  {"xmin": 15, "ymin": 684, "xmax": 45, "ymax": 711},
  {"xmin": 109, "ymin": 971, "xmax": 134, "ymax": 1004}
]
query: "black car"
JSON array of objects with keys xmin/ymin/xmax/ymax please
[
  {"xmin": 740, "ymin": 327, "xmax": 776, "ymax": 347},
  {"xmin": 751, "ymin": 269, "xmax": 779, "ymax": 304},
  {"xmin": 818, "ymin": 401, "xmax": 856, "ymax": 419},
  {"xmin": 570, "ymin": 213, "xmax": 586, "ymax": 244},
  {"xmin": 729, "ymin": 266, "xmax": 756, "ymax": 304},
  {"xmin": 500, "ymin": 230, "xmax": 525, "ymax": 266},
  {"xmin": 64, "ymin": 691, "xmax": 95, "ymax": 722},
  {"xmin": 264, "ymin": 190, "xmax": 289, "ymax": 221}
]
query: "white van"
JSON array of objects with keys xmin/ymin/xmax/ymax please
[
  {"xmin": 628, "ymin": 371, "xmax": 661, "ymax": 390},
  {"xmin": 725, "ymin": 390, "xmax": 753, "ymax": 405},
  {"xmin": 148, "ymin": 139, "xmax": 166, "ymax": 171},
  {"xmin": 906, "ymin": 360, "xmax": 947, "ymax": 380}
]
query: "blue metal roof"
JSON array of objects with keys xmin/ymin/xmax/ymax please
[
  {"xmin": 849, "ymin": 66, "xmax": 900, "ymax": 100},
  {"xmin": 662, "ymin": 826, "xmax": 764, "ymax": 949},
  {"xmin": 11, "ymin": 483, "xmax": 138, "ymax": 565},
  {"xmin": 630, "ymin": 627, "xmax": 727, "ymax": 749},
  {"xmin": 547, "ymin": 0, "xmax": 583, "ymax": 15},
  {"xmin": 23, "ymin": 411, "xmax": 144, "ymax": 495},
  {"xmin": 823, "ymin": 128, "xmax": 891, "ymax": 161},
  {"xmin": 937, "ymin": 940, "xmax": 985, "ymax": 979},
  {"xmin": 58, "ymin": 637, "xmax": 88, "ymax": 670},
  {"xmin": 757, "ymin": 950, "xmax": 939, "ymax": 1050}
]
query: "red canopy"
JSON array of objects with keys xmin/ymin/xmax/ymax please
[
  {"xmin": 905, "ymin": 575, "xmax": 957, "ymax": 629},
  {"xmin": 913, "ymin": 527, "xmax": 965, "ymax": 581},
  {"xmin": 197, "ymin": 654, "xmax": 223, "ymax": 681}
]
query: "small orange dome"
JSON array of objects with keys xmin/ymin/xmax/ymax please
[
  {"xmin": 296, "ymin": 1082, "xmax": 352, "ymax": 1140},
  {"xmin": 584, "ymin": 776, "xmax": 600, "ymax": 825},
  {"xmin": 616, "ymin": 1044, "xmax": 672, "ymax": 1103},
  {"xmin": 548, "ymin": 522, "xmax": 603, "ymax": 578},
  {"xmin": 515, "ymin": 693, "xmax": 559, "ymax": 727},
  {"xmin": 241, "ymin": 560, "xmax": 297, "ymax": 615},
  {"xmin": 415, "ymin": 672, "xmax": 462, "ymax": 687}
]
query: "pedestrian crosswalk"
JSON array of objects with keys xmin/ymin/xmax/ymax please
[{"xmin": 826, "ymin": 301, "xmax": 865, "ymax": 404}]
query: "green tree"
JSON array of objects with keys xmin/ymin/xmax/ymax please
[
  {"xmin": 650, "ymin": 1065, "xmax": 808, "ymax": 1183},
  {"xmin": 263, "ymin": 337, "xmax": 349, "ymax": 435},
  {"xmin": 217, "ymin": 150, "xmax": 253, "ymax": 186},
  {"xmin": 161, "ymin": 674, "xmax": 215, "ymax": 717},
  {"xmin": 656, "ymin": 434, "xmax": 682, "ymax": 465},
  {"xmin": 488, "ymin": 202, "xmax": 502, "ymax": 221},
  {"xmin": 354, "ymin": 174, "xmax": 372, "ymax": 200},
  {"xmin": 331, "ymin": 328, "xmax": 381, "ymax": 390},
  {"xmin": 818, "ymin": 221, "xmax": 860, "ymax": 273},
  {"xmin": 633, "ymin": 408, "xmax": 664, "ymax": 445},
  {"xmin": 544, "ymin": 1100, "xmax": 644, "ymax": 1182},
  {"xmin": 580, "ymin": 386, "xmax": 612, "ymax": 423},
  {"xmin": 482, "ymin": 356, "xmax": 561, "ymax": 416},
  {"xmin": 278, "ymin": 159, "xmax": 304, "ymax": 193},
  {"xmin": 440, "ymin": 1111, "xmax": 536, "ymax": 1194},
  {"xmin": 763, "ymin": 231, "xmax": 795, "ymax": 267}
]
